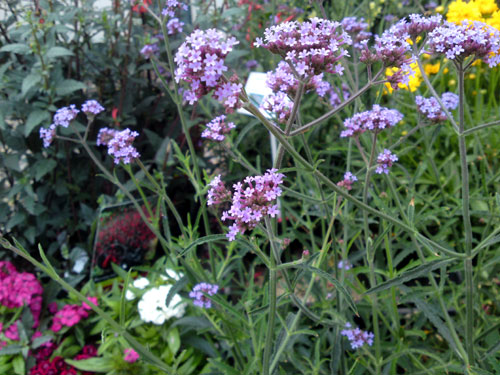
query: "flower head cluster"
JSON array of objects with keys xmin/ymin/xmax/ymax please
[
  {"xmin": 140, "ymin": 43, "xmax": 159, "ymax": 59},
  {"xmin": 138, "ymin": 285, "xmax": 186, "ymax": 324},
  {"xmin": 53, "ymin": 104, "xmax": 79, "ymax": 127},
  {"xmin": 341, "ymin": 17, "xmax": 372, "ymax": 49},
  {"xmin": 390, "ymin": 14, "xmax": 443, "ymax": 41},
  {"xmin": 416, "ymin": 92, "xmax": 459, "ymax": 122},
  {"xmin": 4, "ymin": 322, "xmax": 20, "ymax": 341},
  {"xmin": 265, "ymin": 61, "xmax": 331, "ymax": 98},
  {"xmin": 341, "ymin": 322, "xmax": 375, "ymax": 349},
  {"xmin": 341, "ymin": 105, "xmax": 403, "ymax": 138},
  {"xmin": 104, "ymin": 128, "xmax": 140, "ymax": 164},
  {"xmin": 162, "ymin": 0, "xmax": 188, "ymax": 18},
  {"xmin": 427, "ymin": 21, "xmax": 500, "ymax": 67},
  {"xmin": 167, "ymin": 17, "xmax": 184, "ymax": 35},
  {"xmin": 255, "ymin": 18, "xmax": 352, "ymax": 77},
  {"xmin": 213, "ymin": 81, "xmax": 243, "ymax": 112},
  {"xmin": 50, "ymin": 297, "xmax": 98, "ymax": 332},
  {"xmin": 447, "ymin": 0, "xmax": 499, "ymax": 25},
  {"xmin": 327, "ymin": 83, "xmax": 351, "ymax": 107},
  {"xmin": 202, "ymin": 115, "xmax": 236, "ymax": 141},
  {"xmin": 207, "ymin": 174, "xmax": 232, "ymax": 206},
  {"xmin": 30, "ymin": 356, "xmax": 78, "ymax": 375},
  {"xmin": 261, "ymin": 91, "xmax": 293, "ymax": 124},
  {"xmin": 124, "ymin": 348, "xmax": 140, "ymax": 363},
  {"xmin": 337, "ymin": 172, "xmax": 357, "ymax": 191},
  {"xmin": 376, "ymin": 149, "xmax": 398, "ymax": 174},
  {"xmin": 82, "ymin": 100, "xmax": 105, "ymax": 116},
  {"xmin": 39, "ymin": 125, "xmax": 56, "ymax": 148},
  {"xmin": 211, "ymin": 169, "xmax": 285, "ymax": 241},
  {"xmin": 0, "ymin": 261, "xmax": 43, "ymax": 327},
  {"xmin": 189, "ymin": 282, "xmax": 219, "ymax": 309},
  {"xmin": 175, "ymin": 29, "xmax": 239, "ymax": 108},
  {"xmin": 96, "ymin": 127, "xmax": 118, "ymax": 146}
]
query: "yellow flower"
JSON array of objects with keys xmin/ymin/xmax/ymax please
[
  {"xmin": 486, "ymin": 10, "xmax": 500, "ymax": 30},
  {"xmin": 424, "ymin": 62, "xmax": 441, "ymax": 75},
  {"xmin": 475, "ymin": 0, "xmax": 498, "ymax": 14},
  {"xmin": 384, "ymin": 62, "xmax": 422, "ymax": 94},
  {"xmin": 468, "ymin": 73, "xmax": 476, "ymax": 79},
  {"xmin": 446, "ymin": 0, "xmax": 483, "ymax": 24},
  {"xmin": 435, "ymin": 5, "xmax": 445, "ymax": 13}
]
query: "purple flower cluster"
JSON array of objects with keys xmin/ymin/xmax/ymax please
[
  {"xmin": 265, "ymin": 61, "xmax": 330, "ymax": 98},
  {"xmin": 337, "ymin": 171, "xmax": 357, "ymax": 191},
  {"xmin": 39, "ymin": 101, "xmax": 105, "ymax": 148},
  {"xmin": 201, "ymin": 115, "xmax": 236, "ymax": 141},
  {"xmin": 167, "ymin": 17, "xmax": 184, "ymax": 35},
  {"xmin": 427, "ymin": 21, "xmax": 500, "ymax": 67},
  {"xmin": 261, "ymin": 91, "xmax": 293, "ymax": 124},
  {"xmin": 99, "ymin": 128, "xmax": 140, "ymax": 164},
  {"xmin": 338, "ymin": 260, "xmax": 352, "ymax": 270},
  {"xmin": 213, "ymin": 81, "xmax": 243, "ymax": 113},
  {"xmin": 162, "ymin": 0, "xmax": 188, "ymax": 18},
  {"xmin": 415, "ymin": 92, "xmax": 459, "ymax": 122},
  {"xmin": 189, "ymin": 282, "xmax": 219, "ymax": 309},
  {"xmin": 391, "ymin": 14, "xmax": 442, "ymax": 41},
  {"xmin": 255, "ymin": 18, "xmax": 352, "ymax": 77},
  {"xmin": 341, "ymin": 17, "xmax": 372, "ymax": 49},
  {"xmin": 327, "ymin": 83, "xmax": 350, "ymax": 107},
  {"xmin": 82, "ymin": 100, "xmax": 105, "ymax": 116},
  {"xmin": 341, "ymin": 322, "xmax": 375, "ymax": 349},
  {"xmin": 140, "ymin": 44, "xmax": 159, "ymax": 59},
  {"xmin": 174, "ymin": 29, "xmax": 239, "ymax": 109},
  {"xmin": 376, "ymin": 149, "xmax": 398, "ymax": 174},
  {"xmin": 341, "ymin": 105, "xmax": 403, "ymax": 138},
  {"xmin": 208, "ymin": 169, "xmax": 285, "ymax": 241}
]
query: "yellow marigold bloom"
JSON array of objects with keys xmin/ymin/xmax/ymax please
[
  {"xmin": 424, "ymin": 62, "xmax": 441, "ymax": 75},
  {"xmin": 475, "ymin": 0, "xmax": 498, "ymax": 14},
  {"xmin": 487, "ymin": 10, "xmax": 500, "ymax": 30},
  {"xmin": 446, "ymin": 0, "xmax": 483, "ymax": 24},
  {"xmin": 384, "ymin": 62, "xmax": 422, "ymax": 94}
]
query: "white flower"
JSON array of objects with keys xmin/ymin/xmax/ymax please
[
  {"xmin": 125, "ymin": 277, "xmax": 150, "ymax": 301},
  {"xmin": 161, "ymin": 268, "xmax": 184, "ymax": 282},
  {"xmin": 137, "ymin": 285, "xmax": 186, "ymax": 325}
]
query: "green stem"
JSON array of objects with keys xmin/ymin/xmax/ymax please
[
  {"xmin": 462, "ymin": 118, "xmax": 500, "ymax": 135},
  {"xmin": 457, "ymin": 65, "xmax": 474, "ymax": 365}
]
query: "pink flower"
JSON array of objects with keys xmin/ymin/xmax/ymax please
[{"xmin": 124, "ymin": 348, "xmax": 140, "ymax": 363}]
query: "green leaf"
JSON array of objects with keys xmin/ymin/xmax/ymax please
[
  {"xmin": 12, "ymin": 356, "xmax": 24, "ymax": 375},
  {"xmin": 178, "ymin": 234, "xmax": 227, "ymax": 257},
  {"xmin": 3, "ymin": 154, "xmax": 21, "ymax": 172},
  {"xmin": 299, "ymin": 265, "xmax": 357, "ymax": 314},
  {"xmin": 365, "ymin": 258, "xmax": 455, "ymax": 295},
  {"xmin": 0, "ymin": 43, "xmax": 31, "ymax": 54},
  {"xmin": 0, "ymin": 345, "xmax": 23, "ymax": 356},
  {"xmin": 167, "ymin": 327, "xmax": 180, "ymax": 356},
  {"xmin": 25, "ymin": 110, "xmax": 50, "ymax": 137},
  {"xmin": 34, "ymin": 159, "xmax": 57, "ymax": 181},
  {"xmin": 56, "ymin": 79, "xmax": 86, "ymax": 96},
  {"xmin": 65, "ymin": 358, "xmax": 114, "ymax": 373},
  {"xmin": 22, "ymin": 73, "xmax": 42, "ymax": 96},
  {"xmin": 468, "ymin": 366, "xmax": 494, "ymax": 375},
  {"xmin": 46, "ymin": 46, "xmax": 74, "ymax": 59}
]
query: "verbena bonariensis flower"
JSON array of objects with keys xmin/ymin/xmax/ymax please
[
  {"xmin": 81, "ymin": 100, "xmax": 105, "ymax": 116},
  {"xmin": 40, "ymin": 125, "xmax": 56, "ymax": 148},
  {"xmin": 337, "ymin": 171, "xmax": 357, "ymax": 191},
  {"xmin": 416, "ymin": 92, "xmax": 459, "ymax": 122},
  {"xmin": 390, "ymin": 14, "xmax": 442, "ymax": 41},
  {"xmin": 201, "ymin": 115, "xmax": 236, "ymax": 141},
  {"xmin": 376, "ymin": 149, "xmax": 398, "ymax": 174},
  {"xmin": 427, "ymin": 20, "xmax": 500, "ymax": 67},
  {"xmin": 105, "ymin": 128, "xmax": 140, "ymax": 164},
  {"xmin": 207, "ymin": 174, "xmax": 232, "ymax": 206},
  {"xmin": 218, "ymin": 169, "xmax": 285, "ymax": 241},
  {"xmin": 167, "ymin": 17, "xmax": 184, "ymax": 35},
  {"xmin": 261, "ymin": 91, "xmax": 293, "ymax": 124},
  {"xmin": 327, "ymin": 83, "xmax": 350, "ymax": 107},
  {"xmin": 189, "ymin": 282, "xmax": 219, "ymax": 308},
  {"xmin": 213, "ymin": 80, "xmax": 243, "ymax": 113},
  {"xmin": 53, "ymin": 104, "xmax": 79, "ymax": 127},
  {"xmin": 340, "ymin": 105, "xmax": 403, "ymax": 138},
  {"xmin": 162, "ymin": 0, "xmax": 188, "ymax": 18},
  {"xmin": 0, "ymin": 261, "xmax": 43, "ymax": 327},
  {"xmin": 174, "ymin": 29, "xmax": 239, "ymax": 108},
  {"xmin": 255, "ymin": 18, "xmax": 352, "ymax": 77},
  {"xmin": 96, "ymin": 127, "xmax": 118, "ymax": 146},
  {"xmin": 338, "ymin": 259, "xmax": 352, "ymax": 270},
  {"xmin": 140, "ymin": 43, "xmax": 159, "ymax": 59},
  {"xmin": 265, "ymin": 61, "xmax": 331, "ymax": 98},
  {"xmin": 341, "ymin": 17, "xmax": 372, "ymax": 49},
  {"xmin": 341, "ymin": 322, "xmax": 375, "ymax": 349}
]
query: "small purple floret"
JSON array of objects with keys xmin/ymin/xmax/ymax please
[
  {"xmin": 341, "ymin": 322, "xmax": 375, "ymax": 349},
  {"xmin": 189, "ymin": 282, "xmax": 219, "ymax": 309}
]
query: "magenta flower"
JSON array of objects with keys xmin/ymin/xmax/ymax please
[
  {"xmin": 124, "ymin": 348, "xmax": 140, "ymax": 363},
  {"xmin": 189, "ymin": 282, "xmax": 219, "ymax": 309}
]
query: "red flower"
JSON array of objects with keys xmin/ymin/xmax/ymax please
[{"xmin": 132, "ymin": 0, "xmax": 152, "ymax": 13}]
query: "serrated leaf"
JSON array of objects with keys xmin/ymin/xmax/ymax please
[
  {"xmin": 46, "ymin": 46, "xmax": 74, "ymax": 59},
  {"xmin": 299, "ymin": 265, "xmax": 357, "ymax": 314},
  {"xmin": 0, "ymin": 43, "xmax": 31, "ymax": 54},
  {"xmin": 22, "ymin": 73, "xmax": 42, "ymax": 96},
  {"xmin": 25, "ymin": 110, "xmax": 50, "ymax": 136},
  {"xmin": 365, "ymin": 258, "xmax": 455, "ymax": 295},
  {"xmin": 56, "ymin": 79, "xmax": 86, "ymax": 96},
  {"xmin": 65, "ymin": 358, "xmax": 114, "ymax": 373}
]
